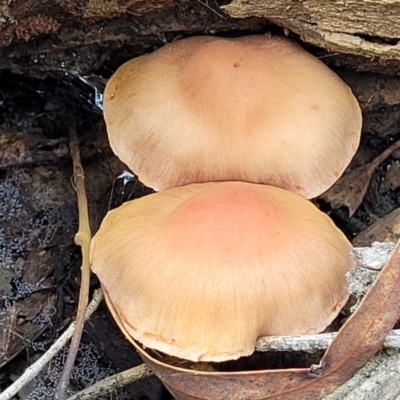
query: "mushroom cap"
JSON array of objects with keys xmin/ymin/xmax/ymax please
[
  {"xmin": 91, "ymin": 181, "xmax": 353, "ymax": 362},
  {"xmin": 103, "ymin": 35, "xmax": 362, "ymax": 198}
]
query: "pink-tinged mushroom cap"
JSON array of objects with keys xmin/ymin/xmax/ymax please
[
  {"xmin": 91, "ymin": 181, "xmax": 353, "ymax": 362},
  {"xmin": 103, "ymin": 35, "xmax": 362, "ymax": 198}
]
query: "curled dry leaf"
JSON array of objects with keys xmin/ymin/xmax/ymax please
[
  {"xmin": 353, "ymin": 207, "xmax": 400, "ymax": 247},
  {"xmin": 320, "ymin": 138, "xmax": 400, "ymax": 217},
  {"xmin": 320, "ymin": 165, "xmax": 373, "ymax": 217}
]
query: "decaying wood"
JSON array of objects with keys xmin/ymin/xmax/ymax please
[
  {"xmin": 0, "ymin": 0, "xmax": 266, "ymax": 79},
  {"xmin": 323, "ymin": 349, "xmax": 400, "ymax": 400},
  {"xmin": 4, "ymin": 0, "xmax": 400, "ymax": 79},
  {"xmin": 0, "ymin": 0, "xmax": 181, "ymax": 45},
  {"xmin": 223, "ymin": 1, "xmax": 400, "ymax": 63}
]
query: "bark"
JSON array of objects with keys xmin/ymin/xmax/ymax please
[
  {"xmin": 223, "ymin": 0, "xmax": 400, "ymax": 73},
  {"xmin": 324, "ymin": 349, "xmax": 400, "ymax": 400},
  {"xmin": 3, "ymin": 0, "xmax": 400, "ymax": 77},
  {"xmin": 0, "ymin": 0, "xmax": 267, "ymax": 78}
]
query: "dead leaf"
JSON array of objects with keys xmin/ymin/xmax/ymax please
[
  {"xmin": 320, "ymin": 165, "xmax": 373, "ymax": 217},
  {"xmin": 353, "ymin": 207, "xmax": 400, "ymax": 246},
  {"xmin": 321, "ymin": 138, "xmax": 400, "ymax": 217}
]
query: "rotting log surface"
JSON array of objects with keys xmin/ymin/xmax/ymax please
[
  {"xmin": 0, "ymin": 0, "xmax": 268, "ymax": 78},
  {"xmin": 323, "ymin": 350, "xmax": 400, "ymax": 400},
  {"xmin": 223, "ymin": 0, "xmax": 400, "ymax": 71},
  {"xmin": 3, "ymin": 0, "xmax": 400, "ymax": 78}
]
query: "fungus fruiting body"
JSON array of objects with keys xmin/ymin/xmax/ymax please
[
  {"xmin": 91, "ymin": 182, "xmax": 353, "ymax": 362},
  {"xmin": 103, "ymin": 35, "xmax": 362, "ymax": 198}
]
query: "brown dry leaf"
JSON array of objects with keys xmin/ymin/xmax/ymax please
[
  {"xmin": 320, "ymin": 164, "xmax": 373, "ymax": 217},
  {"xmin": 320, "ymin": 138, "xmax": 400, "ymax": 217},
  {"xmin": 136, "ymin": 239, "xmax": 400, "ymax": 399},
  {"xmin": 353, "ymin": 207, "xmax": 400, "ymax": 246}
]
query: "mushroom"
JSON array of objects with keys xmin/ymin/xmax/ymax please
[
  {"xmin": 103, "ymin": 35, "xmax": 362, "ymax": 198},
  {"xmin": 90, "ymin": 181, "xmax": 353, "ymax": 362}
]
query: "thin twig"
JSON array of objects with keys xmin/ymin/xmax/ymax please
[
  {"xmin": 196, "ymin": 0, "xmax": 227, "ymax": 19},
  {"xmin": 255, "ymin": 329, "xmax": 400, "ymax": 353},
  {"xmin": 0, "ymin": 289, "xmax": 103, "ymax": 400},
  {"xmin": 66, "ymin": 364, "xmax": 153, "ymax": 400},
  {"xmin": 56, "ymin": 123, "xmax": 92, "ymax": 399}
]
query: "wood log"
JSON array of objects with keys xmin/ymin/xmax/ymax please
[
  {"xmin": 324, "ymin": 349, "xmax": 400, "ymax": 400},
  {"xmin": 3, "ymin": 0, "xmax": 400, "ymax": 77},
  {"xmin": 0, "ymin": 0, "xmax": 267, "ymax": 78},
  {"xmin": 223, "ymin": 0, "xmax": 400, "ymax": 64}
]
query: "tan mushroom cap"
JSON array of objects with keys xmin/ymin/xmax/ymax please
[
  {"xmin": 103, "ymin": 35, "xmax": 362, "ymax": 198},
  {"xmin": 91, "ymin": 181, "xmax": 353, "ymax": 362}
]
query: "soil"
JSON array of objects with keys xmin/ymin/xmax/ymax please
[{"xmin": 1, "ymin": 8, "xmax": 400, "ymax": 400}]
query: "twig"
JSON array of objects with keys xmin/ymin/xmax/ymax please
[
  {"xmin": 0, "ymin": 289, "xmax": 103, "ymax": 400},
  {"xmin": 255, "ymin": 329, "xmax": 400, "ymax": 353},
  {"xmin": 66, "ymin": 364, "xmax": 152, "ymax": 400},
  {"xmin": 196, "ymin": 0, "xmax": 227, "ymax": 19},
  {"xmin": 56, "ymin": 124, "xmax": 92, "ymax": 399}
]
